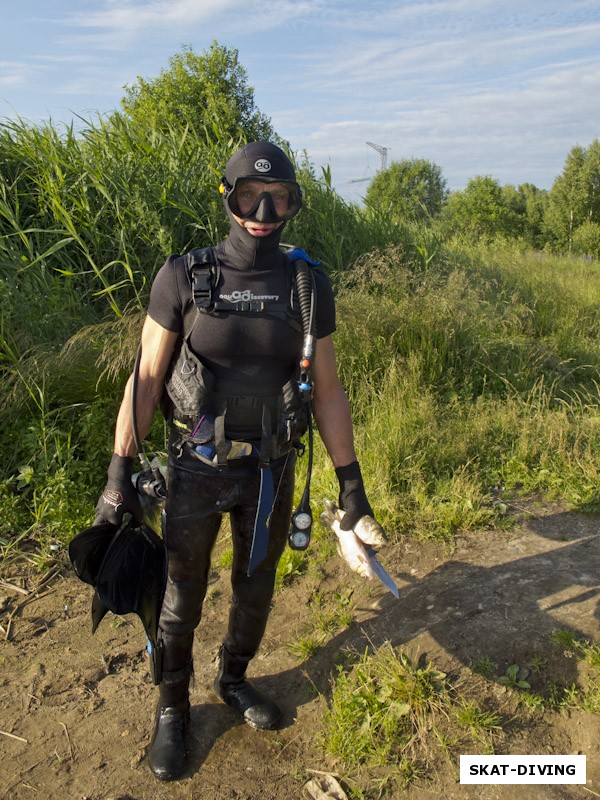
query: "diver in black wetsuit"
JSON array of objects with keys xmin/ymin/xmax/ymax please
[{"xmin": 94, "ymin": 141, "xmax": 379, "ymax": 781}]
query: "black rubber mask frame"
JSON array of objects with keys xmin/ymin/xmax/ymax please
[{"xmin": 224, "ymin": 180, "xmax": 302, "ymax": 222}]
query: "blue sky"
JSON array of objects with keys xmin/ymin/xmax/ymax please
[{"xmin": 1, "ymin": 0, "xmax": 599, "ymax": 203}]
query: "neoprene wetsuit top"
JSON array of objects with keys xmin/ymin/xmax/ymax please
[{"xmin": 147, "ymin": 229, "xmax": 336, "ymax": 445}]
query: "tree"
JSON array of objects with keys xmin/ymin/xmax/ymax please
[
  {"xmin": 120, "ymin": 42, "xmax": 274, "ymax": 142},
  {"xmin": 365, "ymin": 158, "xmax": 448, "ymax": 222},
  {"xmin": 499, "ymin": 183, "xmax": 549, "ymax": 248},
  {"xmin": 572, "ymin": 221, "xmax": 600, "ymax": 260},
  {"xmin": 545, "ymin": 139, "xmax": 600, "ymax": 251},
  {"xmin": 441, "ymin": 176, "xmax": 521, "ymax": 241},
  {"xmin": 516, "ymin": 183, "xmax": 549, "ymax": 249}
]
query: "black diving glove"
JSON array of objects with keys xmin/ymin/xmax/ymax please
[
  {"xmin": 94, "ymin": 454, "xmax": 142, "ymax": 526},
  {"xmin": 335, "ymin": 460, "xmax": 374, "ymax": 531}
]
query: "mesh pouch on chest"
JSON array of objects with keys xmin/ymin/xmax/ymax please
[{"xmin": 162, "ymin": 334, "xmax": 215, "ymax": 429}]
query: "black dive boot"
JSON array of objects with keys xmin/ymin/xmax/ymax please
[
  {"xmin": 214, "ymin": 644, "xmax": 281, "ymax": 730},
  {"xmin": 148, "ymin": 633, "xmax": 193, "ymax": 781}
]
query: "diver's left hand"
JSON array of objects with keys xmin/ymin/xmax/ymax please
[{"xmin": 335, "ymin": 460, "xmax": 374, "ymax": 531}]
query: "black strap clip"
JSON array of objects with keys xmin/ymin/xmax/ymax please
[{"xmin": 191, "ymin": 268, "xmax": 213, "ymax": 309}]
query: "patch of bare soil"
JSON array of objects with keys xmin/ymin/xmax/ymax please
[{"xmin": 1, "ymin": 501, "xmax": 599, "ymax": 800}]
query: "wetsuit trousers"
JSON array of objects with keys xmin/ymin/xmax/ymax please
[{"xmin": 157, "ymin": 456, "xmax": 295, "ymax": 688}]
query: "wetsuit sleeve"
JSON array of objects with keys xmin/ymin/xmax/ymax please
[
  {"xmin": 147, "ymin": 255, "xmax": 184, "ymax": 333},
  {"xmin": 314, "ymin": 268, "xmax": 336, "ymax": 339}
]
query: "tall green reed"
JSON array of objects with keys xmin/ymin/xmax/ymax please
[
  {"xmin": 0, "ymin": 114, "xmax": 233, "ymax": 332},
  {"xmin": 286, "ymin": 161, "xmax": 410, "ymax": 273}
]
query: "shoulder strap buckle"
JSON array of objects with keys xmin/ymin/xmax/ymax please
[
  {"xmin": 185, "ymin": 247, "xmax": 218, "ymax": 312},
  {"xmin": 191, "ymin": 268, "xmax": 213, "ymax": 309}
]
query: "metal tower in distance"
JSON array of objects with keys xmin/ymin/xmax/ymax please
[
  {"xmin": 349, "ymin": 141, "xmax": 390, "ymax": 183},
  {"xmin": 366, "ymin": 141, "xmax": 388, "ymax": 172}
]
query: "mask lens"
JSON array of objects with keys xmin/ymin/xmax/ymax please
[{"xmin": 228, "ymin": 180, "xmax": 301, "ymax": 221}]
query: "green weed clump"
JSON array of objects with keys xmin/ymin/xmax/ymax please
[
  {"xmin": 544, "ymin": 630, "xmax": 600, "ymax": 713},
  {"xmin": 318, "ymin": 632, "xmax": 600, "ymax": 796},
  {"xmin": 286, "ymin": 588, "xmax": 355, "ymax": 658},
  {"xmin": 321, "ymin": 643, "xmax": 502, "ymax": 795},
  {"xmin": 466, "ymin": 631, "xmax": 600, "ymax": 715}
]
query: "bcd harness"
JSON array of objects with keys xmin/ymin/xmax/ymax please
[
  {"xmin": 161, "ymin": 244, "xmax": 319, "ymax": 575},
  {"xmin": 190, "ymin": 250, "xmax": 303, "ymax": 331},
  {"xmin": 163, "ymin": 244, "xmax": 318, "ymax": 469}
]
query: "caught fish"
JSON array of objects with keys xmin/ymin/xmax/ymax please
[
  {"xmin": 354, "ymin": 514, "xmax": 387, "ymax": 547},
  {"xmin": 320, "ymin": 500, "xmax": 399, "ymax": 598},
  {"xmin": 321, "ymin": 500, "xmax": 375, "ymax": 579}
]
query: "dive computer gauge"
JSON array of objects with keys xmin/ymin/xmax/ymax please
[{"xmin": 289, "ymin": 506, "xmax": 312, "ymax": 550}]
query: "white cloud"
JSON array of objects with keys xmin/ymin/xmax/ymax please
[
  {"xmin": 68, "ymin": 0, "xmax": 230, "ymax": 30},
  {"xmin": 257, "ymin": 1, "xmax": 600, "ymax": 201},
  {"xmin": 0, "ymin": 75, "xmax": 24, "ymax": 88},
  {"xmin": 63, "ymin": 0, "xmax": 322, "ymax": 43},
  {"xmin": 291, "ymin": 18, "xmax": 600, "ymax": 99},
  {"xmin": 2, "ymin": 0, "xmax": 598, "ymax": 203},
  {"xmin": 0, "ymin": 61, "xmax": 27, "ymax": 87}
]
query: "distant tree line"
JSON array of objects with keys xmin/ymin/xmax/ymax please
[
  {"xmin": 0, "ymin": 41, "xmax": 600, "ymax": 282},
  {"xmin": 365, "ymin": 141, "xmax": 600, "ymax": 258}
]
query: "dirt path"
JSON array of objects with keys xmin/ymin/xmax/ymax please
[{"xmin": 1, "ymin": 501, "xmax": 599, "ymax": 800}]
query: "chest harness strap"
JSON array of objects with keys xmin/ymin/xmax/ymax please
[{"xmin": 187, "ymin": 247, "xmax": 302, "ymax": 332}]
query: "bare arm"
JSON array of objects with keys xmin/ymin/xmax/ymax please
[
  {"xmin": 311, "ymin": 334, "xmax": 357, "ymax": 468},
  {"xmin": 113, "ymin": 315, "xmax": 179, "ymax": 458}
]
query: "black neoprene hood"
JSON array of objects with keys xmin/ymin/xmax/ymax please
[
  {"xmin": 222, "ymin": 141, "xmax": 297, "ymax": 187},
  {"xmin": 219, "ymin": 141, "xmax": 299, "ymax": 268}
]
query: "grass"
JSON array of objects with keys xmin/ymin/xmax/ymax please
[
  {"xmin": 320, "ymin": 631, "xmax": 600, "ymax": 797},
  {"xmin": 544, "ymin": 630, "xmax": 600, "ymax": 713},
  {"xmin": 5, "ymin": 220, "xmax": 600, "ymax": 556},
  {"xmin": 470, "ymin": 656, "xmax": 496, "ymax": 678},
  {"xmin": 287, "ymin": 588, "xmax": 355, "ymax": 659},
  {"xmin": 3, "ymin": 111, "xmax": 600, "ymax": 556},
  {"xmin": 466, "ymin": 630, "xmax": 600, "ymax": 717},
  {"xmin": 321, "ymin": 644, "xmax": 504, "ymax": 796}
]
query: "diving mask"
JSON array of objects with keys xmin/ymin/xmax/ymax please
[{"xmin": 221, "ymin": 178, "xmax": 303, "ymax": 223}]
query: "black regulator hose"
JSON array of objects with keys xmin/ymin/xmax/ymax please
[
  {"xmin": 295, "ymin": 260, "xmax": 314, "ymax": 332},
  {"xmin": 294, "ymin": 260, "xmax": 317, "ymax": 375},
  {"xmin": 288, "ymin": 259, "xmax": 317, "ymax": 551}
]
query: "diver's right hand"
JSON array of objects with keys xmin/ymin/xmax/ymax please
[{"xmin": 94, "ymin": 454, "xmax": 142, "ymax": 526}]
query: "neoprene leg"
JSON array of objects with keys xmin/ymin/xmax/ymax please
[
  {"xmin": 148, "ymin": 630, "xmax": 194, "ymax": 782},
  {"xmin": 215, "ymin": 459, "xmax": 295, "ymax": 729},
  {"xmin": 224, "ymin": 457, "xmax": 294, "ymax": 658},
  {"xmin": 149, "ymin": 467, "xmax": 222, "ymax": 780}
]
